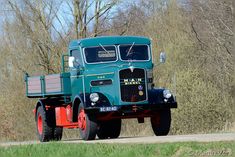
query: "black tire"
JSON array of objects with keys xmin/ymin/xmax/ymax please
[
  {"xmin": 48, "ymin": 109, "xmax": 63, "ymax": 141},
  {"xmin": 78, "ymin": 104, "xmax": 97, "ymax": 140},
  {"xmin": 97, "ymin": 121, "xmax": 110, "ymax": 139},
  {"xmin": 151, "ymin": 109, "xmax": 171, "ymax": 136},
  {"xmin": 109, "ymin": 119, "xmax": 121, "ymax": 138},
  {"xmin": 53, "ymin": 127, "xmax": 63, "ymax": 141},
  {"xmin": 36, "ymin": 106, "xmax": 54, "ymax": 142},
  {"xmin": 97, "ymin": 119, "xmax": 121, "ymax": 139}
]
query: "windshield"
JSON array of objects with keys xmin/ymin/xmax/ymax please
[
  {"xmin": 119, "ymin": 45, "xmax": 149, "ymax": 61},
  {"xmin": 84, "ymin": 46, "xmax": 117, "ymax": 63}
]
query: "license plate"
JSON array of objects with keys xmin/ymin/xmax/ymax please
[{"xmin": 99, "ymin": 106, "xmax": 118, "ymax": 112}]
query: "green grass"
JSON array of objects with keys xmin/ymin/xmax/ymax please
[{"xmin": 0, "ymin": 141, "xmax": 234, "ymax": 157}]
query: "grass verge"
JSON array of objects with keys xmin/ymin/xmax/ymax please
[{"xmin": 0, "ymin": 141, "xmax": 234, "ymax": 157}]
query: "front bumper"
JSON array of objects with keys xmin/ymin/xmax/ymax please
[
  {"xmin": 85, "ymin": 101, "xmax": 177, "ymax": 114},
  {"xmin": 85, "ymin": 102, "xmax": 177, "ymax": 120}
]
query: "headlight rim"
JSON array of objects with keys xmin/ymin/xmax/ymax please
[
  {"xmin": 89, "ymin": 93, "xmax": 99, "ymax": 102},
  {"xmin": 163, "ymin": 89, "xmax": 172, "ymax": 99}
]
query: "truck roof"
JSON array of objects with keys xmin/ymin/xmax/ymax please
[{"xmin": 69, "ymin": 36, "xmax": 151, "ymax": 49}]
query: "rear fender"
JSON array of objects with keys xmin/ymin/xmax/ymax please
[
  {"xmin": 34, "ymin": 98, "xmax": 64, "ymax": 120},
  {"xmin": 34, "ymin": 99, "xmax": 46, "ymax": 120}
]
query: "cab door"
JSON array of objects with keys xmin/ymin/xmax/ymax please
[{"xmin": 69, "ymin": 48, "xmax": 85, "ymax": 102}]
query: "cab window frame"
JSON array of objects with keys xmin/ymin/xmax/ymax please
[
  {"xmin": 82, "ymin": 45, "xmax": 118, "ymax": 64},
  {"xmin": 118, "ymin": 44, "xmax": 150, "ymax": 62}
]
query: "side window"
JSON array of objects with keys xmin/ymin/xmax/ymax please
[{"xmin": 71, "ymin": 49, "xmax": 82, "ymax": 67}]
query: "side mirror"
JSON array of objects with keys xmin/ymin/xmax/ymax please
[
  {"xmin": 69, "ymin": 56, "xmax": 75, "ymax": 68},
  {"xmin": 160, "ymin": 52, "xmax": 166, "ymax": 63}
]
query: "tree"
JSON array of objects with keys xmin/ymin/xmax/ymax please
[{"xmin": 69, "ymin": 0, "xmax": 118, "ymax": 38}]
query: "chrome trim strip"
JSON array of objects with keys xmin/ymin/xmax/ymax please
[
  {"xmin": 86, "ymin": 72, "xmax": 115, "ymax": 77},
  {"xmin": 90, "ymin": 79, "xmax": 113, "ymax": 87},
  {"xmin": 70, "ymin": 75, "xmax": 83, "ymax": 78},
  {"xmin": 82, "ymin": 75, "xmax": 86, "ymax": 102},
  {"xmin": 70, "ymin": 72, "xmax": 114, "ymax": 78}
]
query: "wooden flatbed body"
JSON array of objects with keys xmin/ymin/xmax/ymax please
[{"xmin": 25, "ymin": 73, "xmax": 71, "ymax": 98}]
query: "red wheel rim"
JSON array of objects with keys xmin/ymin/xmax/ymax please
[
  {"xmin": 78, "ymin": 109, "xmax": 86, "ymax": 130},
  {"xmin": 37, "ymin": 114, "xmax": 43, "ymax": 135}
]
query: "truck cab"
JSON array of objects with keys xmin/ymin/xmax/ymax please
[{"xmin": 25, "ymin": 36, "xmax": 177, "ymax": 142}]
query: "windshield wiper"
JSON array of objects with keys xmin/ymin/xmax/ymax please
[
  {"xmin": 126, "ymin": 42, "xmax": 135, "ymax": 57},
  {"xmin": 99, "ymin": 43, "xmax": 110, "ymax": 55}
]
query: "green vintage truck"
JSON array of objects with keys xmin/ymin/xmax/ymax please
[{"xmin": 25, "ymin": 36, "xmax": 177, "ymax": 142}]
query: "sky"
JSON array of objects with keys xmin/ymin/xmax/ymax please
[{"xmin": 0, "ymin": 0, "xmax": 191, "ymax": 38}]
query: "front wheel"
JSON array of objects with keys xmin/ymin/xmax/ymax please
[
  {"xmin": 78, "ymin": 104, "xmax": 97, "ymax": 140},
  {"xmin": 151, "ymin": 109, "xmax": 171, "ymax": 136},
  {"xmin": 109, "ymin": 119, "xmax": 121, "ymax": 139},
  {"xmin": 97, "ymin": 119, "xmax": 121, "ymax": 139}
]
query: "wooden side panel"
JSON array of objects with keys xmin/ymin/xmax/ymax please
[
  {"xmin": 28, "ymin": 77, "xmax": 41, "ymax": 94},
  {"xmin": 45, "ymin": 74, "xmax": 62, "ymax": 93},
  {"xmin": 26, "ymin": 73, "xmax": 70, "ymax": 97}
]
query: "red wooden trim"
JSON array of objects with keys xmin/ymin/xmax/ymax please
[
  {"xmin": 28, "ymin": 77, "xmax": 40, "ymax": 81},
  {"xmin": 28, "ymin": 86, "xmax": 41, "ymax": 89},
  {"xmin": 46, "ymin": 89, "xmax": 61, "ymax": 93},
  {"xmin": 45, "ymin": 79, "xmax": 60, "ymax": 82},
  {"xmin": 45, "ymin": 75, "xmax": 62, "ymax": 92},
  {"xmin": 28, "ymin": 83, "xmax": 41, "ymax": 87},
  {"xmin": 45, "ymin": 75, "xmax": 60, "ymax": 81},
  {"xmin": 28, "ymin": 80, "xmax": 41, "ymax": 85},
  {"xmin": 28, "ymin": 90, "xmax": 41, "ymax": 93},
  {"xmin": 45, "ymin": 84, "xmax": 61, "ymax": 88},
  {"xmin": 28, "ymin": 84, "xmax": 42, "ymax": 93},
  {"xmin": 46, "ymin": 87, "xmax": 61, "ymax": 90}
]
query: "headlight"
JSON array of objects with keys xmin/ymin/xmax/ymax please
[
  {"xmin": 163, "ymin": 89, "xmax": 172, "ymax": 99},
  {"xmin": 90, "ymin": 93, "xmax": 99, "ymax": 102}
]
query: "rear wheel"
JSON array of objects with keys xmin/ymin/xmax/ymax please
[
  {"xmin": 78, "ymin": 104, "xmax": 97, "ymax": 140},
  {"xmin": 53, "ymin": 127, "xmax": 63, "ymax": 141},
  {"xmin": 36, "ymin": 106, "xmax": 53, "ymax": 142},
  {"xmin": 36, "ymin": 106, "xmax": 63, "ymax": 142},
  {"xmin": 97, "ymin": 119, "xmax": 121, "ymax": 139},
  {"xmin": 151, "ymin": 109, "xmax": 171, "ymax": 136},
  {"xmin": 48, "ymin": 109, "xmax": 63, "ymax": 141}
]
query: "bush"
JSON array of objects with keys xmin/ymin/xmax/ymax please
[{"xmin": 170, "ymin": 69, "xmax": 233, "ymax": 134}]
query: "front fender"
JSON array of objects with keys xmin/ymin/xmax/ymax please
[
  {"xmin": 84, "ymin": 92, "xmax": 112, "ymax": 108},
  {"xmin": 148, "ymin": 88, "xmax": 177, "ymax": 108}
]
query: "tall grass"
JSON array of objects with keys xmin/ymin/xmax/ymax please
[{"xmin": 0, "ymin": 142, "xmax": 234, "ymax": 157}]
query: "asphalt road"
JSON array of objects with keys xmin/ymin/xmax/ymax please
[{"xmin": 1, "ymin": 133, "xmax": 234, "ymax": 147}]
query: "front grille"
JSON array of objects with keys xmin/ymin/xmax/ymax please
[{"xmin": 119, "ymin": 68, "xmax": 146, "ymax": 102}]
